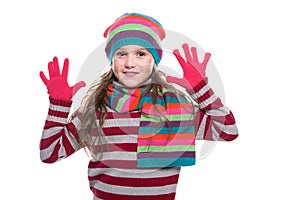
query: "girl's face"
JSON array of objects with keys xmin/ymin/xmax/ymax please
[{"xmin": 112, "ymin": 45, "xmax": 155, "ymax": 88}]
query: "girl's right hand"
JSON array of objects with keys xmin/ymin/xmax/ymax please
[{"xmin": 39, "ymin": 57, "xmax": 86, "ymax": 101}]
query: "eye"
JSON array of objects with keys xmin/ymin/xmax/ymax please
[
  {"xmin": 115, "ymin": 51, "xmax": 126, "ymax": 57},
  {"xmin": 137, "ymin": 51, "xmax": 146, "ymax": 57}
]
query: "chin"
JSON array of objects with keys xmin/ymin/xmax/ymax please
[{"xmin": 121, "ymin": 81, "xmax": 140, "ymax": 88}]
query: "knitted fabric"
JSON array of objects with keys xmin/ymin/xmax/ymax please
[
  {"xmin": 103, "ymin": 13, "xmax": 165, "ymax": 64},
  {"xmin": 105, "ymin": 82, "xmax": 196, "ymax": 168}
]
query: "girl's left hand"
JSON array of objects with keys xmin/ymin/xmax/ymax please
[{"xmin": 166, "ymin": 43, "xmax": 211, "ymax": 89}]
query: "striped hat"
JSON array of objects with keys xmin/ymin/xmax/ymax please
[{"xmin": 104, "ymin": 13, "xmax": 165, "ymax": 64}]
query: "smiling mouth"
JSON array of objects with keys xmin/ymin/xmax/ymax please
[{"xmin": 123, "ymin": 71, "xmax": 139, "ymax": 77}]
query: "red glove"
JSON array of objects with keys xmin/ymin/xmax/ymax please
[
  {"xmin": 166, "ymin": 43, "xmax": 211, "ymax": 89},
  {"xmin": 39, "ymin": 57, "xmax": 86, "ymax": 101}
]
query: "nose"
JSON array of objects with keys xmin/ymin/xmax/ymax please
[{"xmin": 124, "ymin": 54, "xmax": 136, "ymax": 68}]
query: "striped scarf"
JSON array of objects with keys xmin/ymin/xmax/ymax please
[{"xmin": 106, "ymin": 82, "xmax": 196, "ymax": 168}]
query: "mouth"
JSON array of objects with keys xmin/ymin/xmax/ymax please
[{"xmin": 123, "ymin": 71, "xmax": 139, "ymax": 77}]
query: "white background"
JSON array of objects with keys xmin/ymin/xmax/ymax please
[{"xmin": 1, "ymin": 0, "xmax": 299, "ymax": 199}]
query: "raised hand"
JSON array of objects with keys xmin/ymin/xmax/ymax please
[
  {"xmin": 39, "ymin": 57, "xmax": 86, "ymax": 101},
  {"xmin": 166, "ymin": 43, "xmax": 211, "ymax": 89}
]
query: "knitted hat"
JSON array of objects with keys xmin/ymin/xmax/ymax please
[{"xmin": 104, "ymin": 13, "xmax": 165, "ymax": 64}]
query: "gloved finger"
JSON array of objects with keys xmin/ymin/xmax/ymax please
[
  {"xmin": 62, "ymin": 58, "xmax": 69, "ymax": 78},
  {"xmin": 173, "ymin": 49, "xmax": 188, "ymax": 70},
  {"xmin": 182, "ymin": 43, "xmax": 193, "ymax": 63},
  {"xmin": 202, "ymin": 52, "xmax": 211, "ymax": 66},
  {"xmin": 191, "ymin": 47, "xmax": 199, "ymax": 64},
  {"xmin": 52, "ymin": 56, "xmax": 60, "ymax": 76},
  {"xmin": 72, "ymin": 81, "xmax": 86, "ymax": 96},
  {"xmin": 48, "ymin": 61, "xmax": 54, "ymax": 79},
  {"xmin": 39, "ymin": 71, "xmax": 49, "ymax": 85},
  {"xmin": 166, "ymin": 76, "xmax": 183, "ymax": 85}
]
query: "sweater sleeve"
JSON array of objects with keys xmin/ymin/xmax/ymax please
[
  {"xmin": 39, "ymin": 98, "xmax": 82, "ymax": 163},
  {"xmin": 187, "ymin": 78, "xmax": 239, "ymax": 141}
]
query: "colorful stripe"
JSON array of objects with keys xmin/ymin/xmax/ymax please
[
  {"xmin": 137, "ymin": 145, "xmax": 195, "ymax": 152},
  {"xmin": 137, "ymin": 133, "xmax": 196, "ymax": 140},
  {"xmin": 137, "ymin": 157, "xmax": 196, "ymax": 168},
  {"xmin": 138, "ymin": 139, "xmax": 195, "ymax": 146},
  {"xmin": 138, "ymin": 126, "xmax": 195, "ymax": 134}
]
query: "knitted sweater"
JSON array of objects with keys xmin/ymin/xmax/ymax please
[{"xmin": 39, "ymin": 79, "xmax": 238, "ymax": 200}]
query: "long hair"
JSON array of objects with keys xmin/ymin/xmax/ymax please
[{"xmin": 75, "ymin": 67, "xmax": 195, "ymax": 160}]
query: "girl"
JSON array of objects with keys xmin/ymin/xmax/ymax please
[{"xmin": 39, "ymin": 13, "xmax": 238, "ymax": 200}]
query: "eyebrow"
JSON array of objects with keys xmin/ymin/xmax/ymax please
[
  {"xmin": 117, "ymin": 47, "xmax": 148, "ymax": 52},
  {"xmin": 136, "ymin": 48, "xmax": 147, "ymax": 51}
]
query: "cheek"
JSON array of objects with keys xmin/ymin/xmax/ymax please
[
  {"xmin": 112, "ymin": 61, "xmax": 123, "ymax": 74},
  {"xmin": 141, "ymin": 59, "xmax": 154, "ymax": 73},
  {"xmin": 145, "ymin": 66, "xmax": 153, "ymax": 75},
  {"xmin": 145, "ymin": 62, "xmax": 154, "ymax": 74}
]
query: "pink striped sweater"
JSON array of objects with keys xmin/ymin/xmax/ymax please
[{"xmin": 39, "ymin": 79, "xmax": 238, "ymax": 200}]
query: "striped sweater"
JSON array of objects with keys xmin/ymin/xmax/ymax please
[{"xmin": 39, "ymin": 79, "xmax": 238, "ymax": 200}]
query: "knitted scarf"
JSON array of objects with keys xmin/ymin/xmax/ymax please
[{"xmin": 106, "ymin": 82, "xmax": 196, "ymax": 168}]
